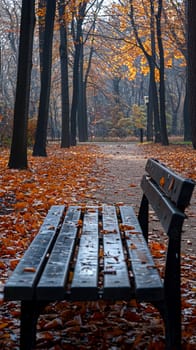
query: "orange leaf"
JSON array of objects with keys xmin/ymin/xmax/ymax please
[
  {"xmin": 14, "ymin": 201, "xmax": 27, "ymax": 209},
  {"xmin": 23, "ymin": 267, "xmax": 36, "ymax": 273},
  {"xmin": 130, "ymin": 243, "xmax": 137, "ymax": 249},
  {"xmin": 159, "ymin": 177, "xmax": 165, "ymax": 187},
  {"xmin": 0, "ymin": 323, "xmax": 8, "ymax": 330},
  {"xmin": 120, "ymin": 224, "xmax": 135, "ymax": 231},
  {"xmin": 0, "ymin": 261, "xmax": 6, "ymax": 269},
  {"xmin": 44, "ymin": 318, "xmax": 63, "ymax": 330},
  {"xmin": 10, "ymin": 259, "xmax": 19, "ymax": 270}
]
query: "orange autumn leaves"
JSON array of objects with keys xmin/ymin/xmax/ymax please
[
  {"xmin": 0, "ymin": 144, "xmax": 104, "ymax": 275},
  {"xmin": 140, "ymin": 143, "xmax": 196, "ymax": 181}
]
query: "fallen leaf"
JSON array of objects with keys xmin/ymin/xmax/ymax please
[
  {"xmin": 23, "ymin": 267, "xmax": 36, "ymax": 272},
  {"xmin": 44, "ymin": 317, "xmax": 63, "ymax": 330},
  {"xmin": 159, "ymin": 177, "xmax": 165, "ymax": 187}
]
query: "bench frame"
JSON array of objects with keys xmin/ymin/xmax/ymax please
[{"xmin": 4, "ymin": 158, "xmax": 195, "ymax": 350}]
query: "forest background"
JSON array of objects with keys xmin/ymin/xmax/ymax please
[
  {"xmin": 0, "ymin": 0, "xmax": 196, "ymax": 348},
  {"xmin": 0, "ymin": 0, "xmax": 196, "ymax": 170}
]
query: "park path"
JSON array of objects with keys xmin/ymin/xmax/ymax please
[
  {"xmin": 93, "ymin": 142, "xmax": 146, "ymax": 211},
  {"xmin": 92, "ymin": 142, "xmax": 196, "ymax": 255}
]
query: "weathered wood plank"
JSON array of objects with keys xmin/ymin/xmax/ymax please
[
  {"xmin": 37, "ymin": 206, "xmax": 81, "ymax": 300},
  {"xmin": 4, "ymin": 205, "xmax": 65, "ymax": 300},
  {"xmin": 102, "ymin": 205, "xmax": 131, "ymax": 300},
  {"xmin": 71, "ymin": 207, "xmax": 99, "ymax": 300},
  {"xmin": 145, "ymin": 158, "xmax": 195, "ymax": 209},
  {"xmin": 141, "ymin": 176, "xmax": 185, "ymax": 237},
  {"xmin": 120, "ymin": 206, "xmax": 164, "ymax": 302}
]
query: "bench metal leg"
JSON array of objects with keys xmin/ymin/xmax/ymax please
[
  {"xmin": 164, "ymin": 238, "xmax": 181, "ymax": 350},
  {"xmin": 20, "ymin": 300, "xmax": 47, "ymax": 350},
  {"xmin": 138, "ymin": 194, "xmax": 149, "ymax": 242},
  {"xmin": 153, "ymin": 300, "xmax": 181, "ymax": 350},
  {"xmin": 153, "ymin": 237, "xmax": 181, "ymax": 350},
  {"xmin": 164, "ymin": 308, "xmax": 181, "ymax": 350}
]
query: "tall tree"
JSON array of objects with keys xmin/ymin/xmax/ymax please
[
  {"xmin": 70, "ymin": 1, "xmax": 87, "ymax": 146},
  {"xmin": 38, "ymin": 0, "xmax": 46, "ymax": 76},
  {"xmin": 129, "ymin": 0, "xmax": 161, "ymax": 142},
  {"xmin": 0, "ymin": 40, "xmax": 2, "ymax": 119},
  {"xmin": 78, "ymin": 1, "xmax": 103, "ymax": 142},
  {"xmin": 81, "ymin": 36, "xmax": 94, "ymax": 142},
  {"xmin": 8, "ymin": 0, "xmax": 35, "ymax": 169},
  {"xmin": 149, "ymin": 0, "xmax": 161, "ymax": 143},
  {"xmin": 163, "ymin": 0, "xmax": 190, "ymax": 141},
  {"xmin": 187, "ymin": 0, "xmax": 196, "ymax": 149},
  {"xmin": 78, "ymin": 36, "xmax": 87, "ymax": 142},
  {"xmin": 59, "ymin": 0, "xmax": 70, "ymax": 148},
  {"xmin": 33, "ymin": 0, "xmax": 56, "ymax": 156},
  {"xmin": 156, "ymin": 0, "xmax": 169, "ymax": 145}
]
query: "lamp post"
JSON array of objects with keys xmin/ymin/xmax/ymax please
[
  {"xmin": 144, "ymin": 95, "xmax": 149, "ymax": 106},
  {"xmin": 144, "ymin": 95, "xmax": 150, "ymax": 141}
]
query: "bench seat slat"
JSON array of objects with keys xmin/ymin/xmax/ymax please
[
  {"xmin": 4, "ymin": 205, "xmax": 65, "ymax": 300},
  {"xmin": 120, "ymin": 206, "xmax": 164, "ymax": 302},
  {"xmin": 36, "ymin": 206, "xmax": 81, "ymax": 300},
  {"xmin": 102, "ymin": 205, "xmax": 131, "ymax": 300},
  {"xmin": 71, "ymin": 207, "xmax": 99, "ymax": 300}
]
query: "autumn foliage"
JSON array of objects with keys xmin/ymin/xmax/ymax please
[
  {"xmin": 140, "ymin": 142, "xmax": 196, "ymax": 181},
  {"xmin": 0, "ymin": 143, "xmax": 195, "ymax": 349}
]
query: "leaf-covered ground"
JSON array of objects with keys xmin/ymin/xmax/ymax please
[
  {"xmin": 0, "ymin": 143, "xmax": 195, "ymax": 349},
  {"xmin": 140, "ymin": 143, "xmax": 196, "ymax": 181}
]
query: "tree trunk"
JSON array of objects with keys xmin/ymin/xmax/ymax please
[
  {"xmin": 8, "ymin": 0, "xmax": 35, "ymax": 169},
  {"xmin": 70, "ymin": 2, "xmax": 87, "ymax": 146},
  {"xmin": 33, "ymin": 0, "xmax": 56, "ymax": 156},
  {"xmin": 129, "ymin": 0, "xmax": 161, "ymax": 143},
  {"xmin": 150, "ymin": 0, "xmax": 161, "ymax": 143},
  {"xmin": 167, "ymin": 75, "xmax": 182, "ymax": 135},
  {"xmin": 149, "ymin": 64, "xmax": 160, "ymax": 142},
  {"xmin": 0, "ymin": 40, "xmax": 2, "ymax": 120},
  {"xmin": 156, "ymin": 0, "xmax": 169, "ymax": 145},
  {"xmin": 183, "ymin": 81, "xmax": 191, "ymax": 141},
  {"xmin": 38, "ymin": 0, "xmax": 46, "ymax": 76},
  {"xmin": 78, "ymin": 40, "xmax": 87, "ymax": 142},
  {"xmin": 188, "ymin": 0, "xmax": 196, "ymax": 148},
  {"xmin": 70, "ymin": 41, "xmax": 80, "ymax": 146},
  {"xmin": 83, "ymin": 82, "xmax": 88, "ymax": 140},
  {"xmin": 184, "ymin": 0, "xmax": 191, "ymax": 142},
  {"xmin": 59, "ymin": 1, "xmax": 70, "ymax": 148},
  {"xmin": 82, "ymin": 36, "xmax": 96, "ymax": 142}
]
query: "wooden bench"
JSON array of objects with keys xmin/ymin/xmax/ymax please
[{"xmin": 4, "ymin": 158, "xmax": 195, "ymax": 350}]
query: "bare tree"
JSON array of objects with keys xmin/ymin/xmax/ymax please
[
  {"xmin": 129, "ymin": 0, "xmax": 161, "ymax": 142},
  {"xmin": 33, "ymin": 0, "xmax": 56, "ymax": 156},
  {"xmin": 156, "ymin": 0, "xmax": 169, "ymax": 145},
  {"xmin": 70, "ymin": 1, "xmax": 87, "ymax": 146},
  {"xmin": 8, "ymin": 0, "xmax": 35, "ymax": 169},
  {"xmin": 188, "ymin": 0, "xmax": 196, "ymax": 149},
  {"xmin": 59, "ymin": 0, "xmax": 70, "ymax": 148}
]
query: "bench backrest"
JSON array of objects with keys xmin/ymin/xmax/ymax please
[
  {"xmin": 138, "ymin": 158, "xmax": 195, "ymax": 240},
  {"xmin": 138, "ymin": 158, "xmax": 195, "ymax": 348},
  {"xmin": 138, "ymin": 158, "xmax": 195, "ymax": 343}
]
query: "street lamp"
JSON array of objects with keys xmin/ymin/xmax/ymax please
[
  {"xmin": 144, "ymin": 95, "xmax": 149, "ymax": 105},
  {"xmin": 144, "ymin": 95, "xmax": 151, "ymax": 141}
]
